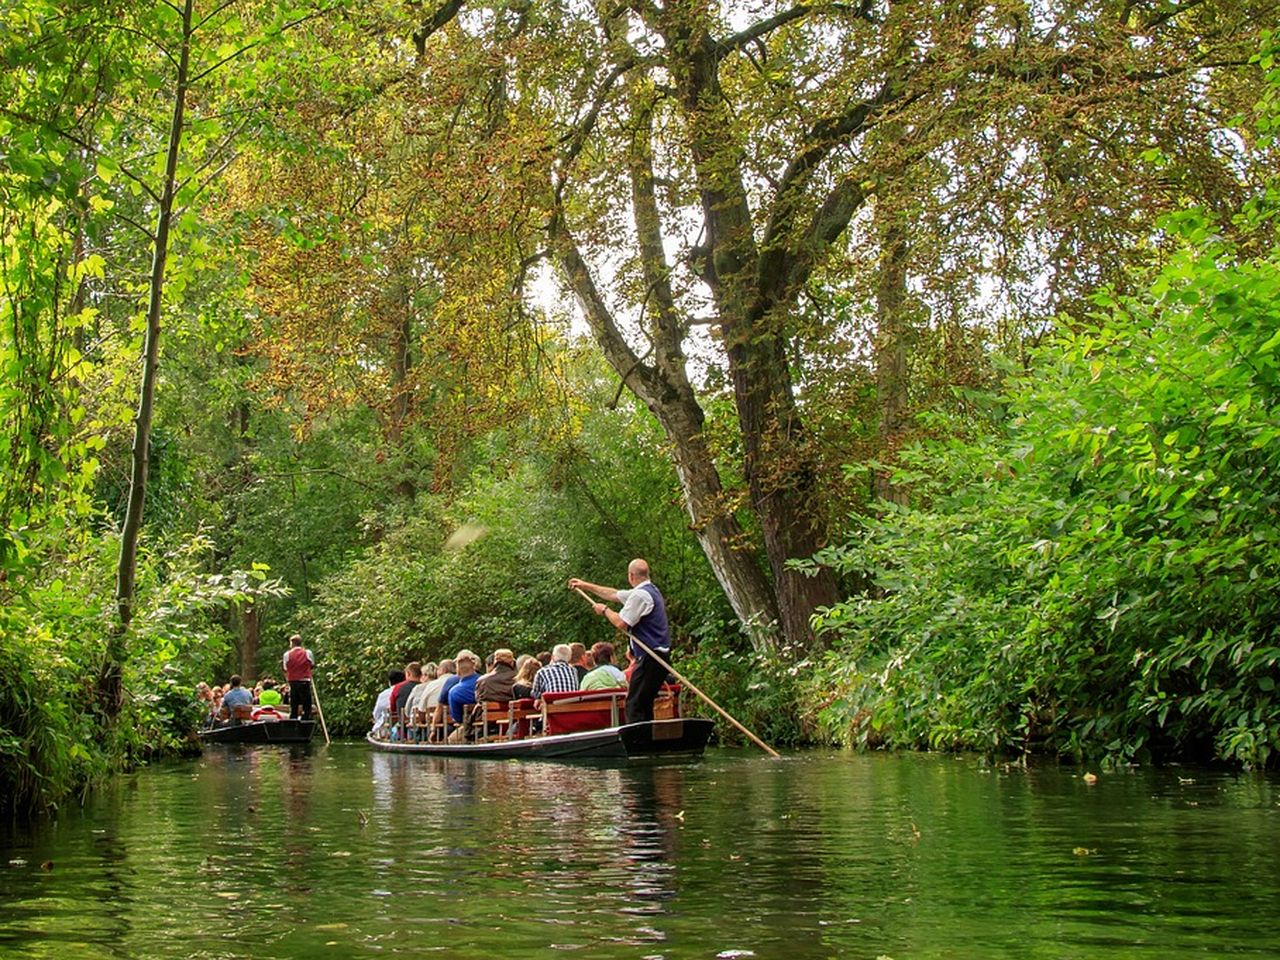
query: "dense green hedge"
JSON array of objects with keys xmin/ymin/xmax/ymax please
[{"xmin": 809, "ymin": 200, "xmax": 1280, "ymax": 767}]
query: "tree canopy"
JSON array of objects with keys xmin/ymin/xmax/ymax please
[{"xmin": 2, "ymin": 0, "xmax": 1278, "ymax": 812}]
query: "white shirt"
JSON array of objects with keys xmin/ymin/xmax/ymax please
[
  {"xmin": 420, "ymin": 674, "xmax": 451, "ymax": 709},
  {"xmin": 405, "ymin": 679, "xmax": 434, "ymax": 715},
  {"xmin": 372, "ymin": 686, "xmax": 393, "ymax": 724},
  {"xmin": 616, "ymin": 580, "xmax": 655, "ymax": 627}
]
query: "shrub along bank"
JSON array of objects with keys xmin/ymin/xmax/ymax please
[{"xmin": 807, "ymin": 195, "xmax": 1280, "ymax": 768}]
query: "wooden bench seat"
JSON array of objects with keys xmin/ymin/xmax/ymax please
[{"xmin": 540, "ymin": 689, "xmax": 627, "ymax": 735}]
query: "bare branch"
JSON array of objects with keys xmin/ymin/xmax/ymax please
[
  {"xmin": 556, "ymin": 54, "xmax": 652, "ymax": 195},
  {"xmin": 173, "ymin": 148, "xmax": 241, "ymax": 218},
  {"xmin": 759, "ymin": 72, "xmax": 912, "ymax": 258},
  {"xmin": 187, "ymin": 39, "xmax": 261, "ymax": 84},
  {"xmin": 108, "ymin": 23, "xmax": 179, "ymax": 69},
  {"xmin": 714, "ymin": 3, "xmax": 814, "ymax": 59},
  {"xmin": 412, "ymin": 0, "xmax": 466, "ymax": 57},
  {"xmin": 112, "ymin": 209, "xmax": 158, "ymax": 241},
  {"xmin": 189, "ymin": 3, "xmax": 343, "ymax": 84},
  {"xmin": 175, "ymin": 110, "xmax": 255, "ymax": 191}
]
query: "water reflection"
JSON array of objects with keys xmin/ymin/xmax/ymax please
[{"xmin": 1, "ymin": 749, "xmax": 1277, "ymax": 959}]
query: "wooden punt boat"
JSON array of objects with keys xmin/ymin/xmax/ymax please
[
  {"xmin": 366, "ymin": 717, "xmax": 713, "ymax": 760},
  {"xmin": 366, "ymin": 686, "xmax": 713, "ymax": 760},
  {"xmin": 199, "ymin": 708, "xmax": 317, "ymax": 745}
]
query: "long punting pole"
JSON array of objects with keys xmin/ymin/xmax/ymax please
[
  {"xmin": 311, "ymin": 677, "xmax": 332, "ymax": 746},
  {"xmin": 573, "ymin": 586, "xmax": 780, "ymax": 759}
]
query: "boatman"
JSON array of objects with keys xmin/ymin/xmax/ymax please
[
  {"xmin": 283, "ymin": 634, "xmax": 315, "ymax": 721},
  {"xmin": 569, "ymin": 558, "xmax": 670, "ymax": 724}
]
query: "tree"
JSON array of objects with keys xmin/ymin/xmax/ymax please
[{"xmin": 408, "ymin": 0, "xmax": 1270, "ymax": 650}]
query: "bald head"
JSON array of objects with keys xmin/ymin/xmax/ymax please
[{"xmin": 628, "ymin": 558, "xmax": 650, "ymax": 584}]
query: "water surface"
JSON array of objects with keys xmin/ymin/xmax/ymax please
[{"xmin": 2, "ymin": 745, "xmax": 1276, "ymax": 958}]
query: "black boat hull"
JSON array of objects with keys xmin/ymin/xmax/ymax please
[
  {"xmin": 200, "ymin": 719, "xmax": 317, "ymax": 744},
  {"xmin": 365, "ymin": 718, "xmax": 713, "ymax": 760}
]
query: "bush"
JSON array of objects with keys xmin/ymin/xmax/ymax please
[{"xmin": 809, "ymin": 200, "xmax": 1280, "ymax": 768}]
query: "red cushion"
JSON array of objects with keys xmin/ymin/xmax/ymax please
[{"xmin": 546, "ymin": 707, "xmax": 616, "ymax": 735}]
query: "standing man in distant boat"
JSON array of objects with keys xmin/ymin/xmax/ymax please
[
  {"xmin": 569, "ymin": 558, "xmax": 671, "ymax": 724},
  {"xmin": 283, "ymin": 633, "xmax": 314, "ymax": 721}
]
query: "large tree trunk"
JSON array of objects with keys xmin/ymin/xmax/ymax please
[
  {"xmin": 658, "ymin": 7, "xmax": 839, "ymax": 649},
  {"xmin": 727, "ymin": 333, "xmax": 839, "ymax": 649},
  {"xmin": 104, "ymin": 0, "xmax": 194, "ymax": 714},
  {"xmin": 551, "ymin": 226, "xmax": 781, "ymax": 649}
]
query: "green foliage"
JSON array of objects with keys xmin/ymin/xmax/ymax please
[
  {"xmin": 297, "ymin": 374, "xmax": 742, "ymax": 736},
  {"xmin": 679, "ymin": 620, "xmax": 808, "ymax": 747},
  {"xmin": 0, "ymin": 521, "xmax": 286, "ymax": 815},
  {"xmin": 810, "ymin": 196, "xmax": 1280, "ymax": 767}
]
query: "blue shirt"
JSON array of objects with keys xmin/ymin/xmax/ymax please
[
  {"xmin": 447, "ymin": 674, "xmax": 478, "ymax": 722},
  {"xmin": 439, "ymin": 674, "xmax": 460, "ymax": 707},
  {"xmin": 223, "ymin": 687, "xmax": 252, "ymax": 708}
]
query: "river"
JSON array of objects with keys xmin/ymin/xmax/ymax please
[{"xmin": 1, "ymin": 745, "xmax": 1276, "ymax": 958}]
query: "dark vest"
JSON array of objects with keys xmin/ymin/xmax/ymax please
[{"xmin": 629, "ymin": 582, "xmax": 670, "ymax": 659}]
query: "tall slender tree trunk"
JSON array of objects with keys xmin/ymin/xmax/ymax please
[
  {"xmin": 238, "ymin": 605, "xmax": 259, "ymax": 680},
  {"xmin": 387, "ymin": 275, "xmax": 416, "ymax": 499},
  {"xmin": 873, "ymin": 216, "xmax": 911, "ymax": 507},
  {"xmin": 103, "ymin": 0, "xmax": 194, "ymax": 713},
  {"xmin": 551, "ymin": 224, "xmax": 781, "ymax": 650}
]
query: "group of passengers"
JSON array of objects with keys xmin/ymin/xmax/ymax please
[
  {"xmin": 196, "ymin": 636, "xmax": 317, "ymax": 728},
  {"xmin": 370, "ymin": 640, "xmax": 631, "ymax": 742},
  {"xmin": 196, "ymin": 676, "xmax": 292, "ymax": 727}
]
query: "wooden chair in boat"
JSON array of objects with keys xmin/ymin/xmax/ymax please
[
  {"xmin": 506, "ymin": 698, "xmax": 540, "ymax": 739},
  {"xmin": 653, "ymin": 683, "xmax": 682, "ymax": 720},
  {"xmin": 540, "ymin": 690, "xmax": 627, "ymax": 735},
  {"xmin": 473, "ymin": 701, "xmax": 514, "ymax": 741},
  {"xmin": 410, "ymin": 707, "xmax": 430, "ymax": 742},
  {"xmin": 427, "ymin": 703, "xmax": 452, "ymax": 742}
]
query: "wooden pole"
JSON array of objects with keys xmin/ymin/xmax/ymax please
[
  {"xmin": 573, "ymin": 586, "xmax": 780, "ymax": 759},
  {"xmin": 310, "ymin": 678, "xmax": 332, "ymax": 746}
]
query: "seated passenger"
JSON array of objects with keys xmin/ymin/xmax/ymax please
[
  {"xmin": 569, "ymin": 642, "xmax": 591, "ymax": 681},
  {"xmin": 372, "ymin": 669, "xmax": 406, "ymax": 735},
  {"xmin": 422, "ymin": 659, "xmax": 454, "ymax": 711},
  {"xmin": 580, "ymin": 641, "xmax": 627, "ymax": 690},
  {"xmin": 510, "ymin": 657, "xmax": 540, "ymax": 700},
  {"xmin": 446, "ymin": 650, "xmax": 482, "ymax": 724},
  {"xmin": 258, "ymin": 679, "xmax": 283, "ymax": 706},
  {"xmin": 475, "ymin": 649, "xmax": 517, "ymax": 703},
  {"xmin": 405, "ymin": 662, "xmax": 438, "ymax": 720},
  {"xmin": 531, "ymin": 644, "xmax": 579, "ymax": 704},
  {"xmin": 391, "ymin": 662, "xmax": 423, "ymax": 728},
  {"xmin": 222, "ymin": 675, "xmax": 253, "ymax": 714}
]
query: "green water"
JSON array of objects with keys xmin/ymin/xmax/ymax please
[{"xmin": 1, "ymin": 745, "xmax": 1276, "ymax": 959}]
